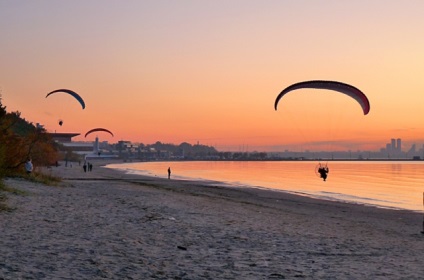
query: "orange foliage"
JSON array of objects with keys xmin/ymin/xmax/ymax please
[{"xmin": 0, "ymin": 96, "xmax": 59, "ymax": 176}]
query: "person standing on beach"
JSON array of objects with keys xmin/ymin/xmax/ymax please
[{"xmin": 168, "ymin": 167, "xmax": 171, "ymax": 179}]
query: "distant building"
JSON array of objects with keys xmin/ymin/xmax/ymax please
[
  {"xmin": 408, "ymin": 144, "xmax": 416, "ymax": 154},
  {"xmin": 396, "ymin": 138, "xmax": 402, "ymax": 153},
  {"xmin": 382, "ymin": 138, "xmax": 403, "ymax": 158},
  {"xmin": 49, "ymin": 132, "xmax": 80, "ymax": 143},
  {"xmin": 94, "ymin": 137, "xmax": 99, "ymax": 154},
  {"xmin": 391, "ymin": 139, "xmax": 396, "ymax": 153},
  {"xmin": 48, "ymin": 132, "xmax": 92, "ymax": 156}
]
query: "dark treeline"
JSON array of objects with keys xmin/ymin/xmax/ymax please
[
  {"xmin": 147, "ymin": 141, "xmax": 218, "ymax": 159},
  {"xmin": 119, "ymin": 141, "xmax": 219, "ymax": 160},
  {"xmin": 117, "ymin": 140, "xmax": 269, "ymax": 161},
  {"xmin": 0, "ymin": 95, "xmax": 59, "ymax": 180}
]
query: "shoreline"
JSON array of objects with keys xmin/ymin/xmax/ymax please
[
  {"xmin": 105, "ymin": 160, "xmax": 424, "ymax": 213},
  {"xmin": 1, "ymin": 160, "xmax": 424, "ymax": 279}
]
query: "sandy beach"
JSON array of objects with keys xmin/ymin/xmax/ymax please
[{"xmin": 1, "ymin": 160, "xmax": 424, "ymax": 279}]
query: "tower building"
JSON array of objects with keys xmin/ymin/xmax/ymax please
[{"xmin": 396, "ymin": 138, "xmax": 401, "ymax": 153}]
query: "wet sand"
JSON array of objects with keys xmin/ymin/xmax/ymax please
[{"xmin": 1, "ymin": 160, "xmax": 424, "ymax": 279}]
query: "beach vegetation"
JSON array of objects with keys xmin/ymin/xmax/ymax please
[
  {"xmin": 0, "ymin": 181, "xmax": 27, "ymax": 195},
  {"xmin": 0, "ymin": 95, "xmax": 62, "ymax": 211},
  {"xmin": 0, "ymin": 94, "xmax": 60, "ymax": 179},
  {"xmin": 0, "ymin": 194, "xmax": 12, "ymax": 212},
  {"xmin": 0, "ymin": 180, "xmax": 6, "ymax": 207},
  {"xmin": 19, "ymin": 172, "xmax": 61, "ymax": 186},
  {"xmin": 0, "ymin": 181, "xmax": 21, "ymax": 212}
]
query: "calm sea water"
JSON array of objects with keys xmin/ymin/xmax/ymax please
[{"xmin": 106, "ymin": 161, "xmax": 424, "ymax": 212}]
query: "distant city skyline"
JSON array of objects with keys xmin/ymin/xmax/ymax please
[{"xmin": 72, "ymin": 135, "xmax": 424, "ymax": 157}]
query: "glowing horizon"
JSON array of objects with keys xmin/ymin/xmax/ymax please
[{"xmin": 2, "ymin": 1, "xmax": 424, "ymax": 152}]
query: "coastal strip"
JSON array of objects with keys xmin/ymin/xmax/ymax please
[{"xmin": 1, "ymin": 160, "xmax": 423, "ymax": 279}]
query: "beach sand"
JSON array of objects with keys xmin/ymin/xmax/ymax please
[{"xmin": 1, "ymin": 160, "xmax": 424, "ymax": 279}]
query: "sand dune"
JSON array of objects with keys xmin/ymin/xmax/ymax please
[{"xmin": 1, "ymin": 160, "xmax": 423, "ymax": 279}]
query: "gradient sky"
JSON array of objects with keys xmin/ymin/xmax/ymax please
[{"xmin": 1, "ymin": 1, "xmax": 424, "ymax": 151}]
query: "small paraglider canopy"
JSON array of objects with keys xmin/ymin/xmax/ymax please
[
  {"xmin": 85, "ymin": 128, "xmax": 114, "ymax": 138},
  {"xmin": 274, "ymin": 80, "xmax": 370, "ymax": 115},
  {"xmin": 46, "ymin": 89, "xmax": 86, "ymax": 109}
]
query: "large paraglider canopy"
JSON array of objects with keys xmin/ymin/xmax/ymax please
[
  {"xmin": 85, "ymin": 128, "xmax": 114, "ymax": 138},
  {"xmin": 274, "ymin": 80, "xmax": 370, "ymax": 115},
  {"xmin": 46, "ymin": 89, "xmax": 86, "ymax": 109}
]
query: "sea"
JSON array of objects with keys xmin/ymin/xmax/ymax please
[{"xmin": 105, "ymin": 161, "xmax": 424, "ymax": 212}]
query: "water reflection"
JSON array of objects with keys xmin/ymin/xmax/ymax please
[{"xmin": 107, "ymin": 161, "xmax": 424, "ymax": 212}]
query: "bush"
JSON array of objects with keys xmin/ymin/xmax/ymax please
[{"xmin": 0, "ymin": 180, "xmax": 17, "ymax": 212}]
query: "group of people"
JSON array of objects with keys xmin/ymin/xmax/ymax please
[
  {"xmin": 24, "ymin": 158, "xmax": 96, "ymax": 174},
  {"xmin": 83, "ymin": 161, "xmax": 93, "ymax": 172}
]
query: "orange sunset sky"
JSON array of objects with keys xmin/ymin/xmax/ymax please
[{"xmin": 1, "ymin": 1, "xmax": 424, "ymax": 152}]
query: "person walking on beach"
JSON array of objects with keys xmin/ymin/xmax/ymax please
[
  {"xmin": 25, "ymin": 158, "xmax": 33, "ymax": 174},
  {"xmin": 168, "ymin": 167, "xmax": 171, "ymax": 179}
]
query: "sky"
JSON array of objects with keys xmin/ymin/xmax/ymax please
[{"xmin": 1, "ymin": 0, "xmax": 424, "ymax": 152}]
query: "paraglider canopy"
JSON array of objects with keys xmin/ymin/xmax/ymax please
[
  {"xmin": 46, "ymin": 89, "xmax": 86, "ymax": 109},
  {"xmin": 274, "ymin": 80, "xmax": 370, "ymax": 115},
  {"xmin": 85, "ymin": 128, "xmax": 114, "ymax": 138}
]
